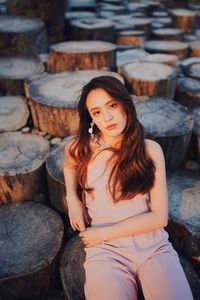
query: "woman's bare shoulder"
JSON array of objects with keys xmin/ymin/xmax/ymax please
[
  {"xmin": 144, "ymin": 139, "xmax": 164, "ymax": 164},
  {"xmin": 64, "ymin": 136, "xmax": 78, "ymax": 168}
]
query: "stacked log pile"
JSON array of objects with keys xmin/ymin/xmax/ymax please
[{"xmin": 0, "ymin": 0, "xmax": 200, "ymax": 299}]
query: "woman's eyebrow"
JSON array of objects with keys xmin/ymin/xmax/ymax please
[{"xmin": 89, "ymin": 99, "xmax": 116, "ymax": 112}]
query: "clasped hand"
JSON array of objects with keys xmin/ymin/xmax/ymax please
[{"xmin": 79, "ymin": 227, "xmax": 107, "ymax": 247}]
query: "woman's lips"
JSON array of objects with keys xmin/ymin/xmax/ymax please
[{"xmin": 106, "ymin": 124, "xmax": 117, "ymax": 130}]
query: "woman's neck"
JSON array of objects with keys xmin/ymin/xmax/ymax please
[{"xmin": 100, "ymin": 134, "xmax": 123, "ymax": 149}]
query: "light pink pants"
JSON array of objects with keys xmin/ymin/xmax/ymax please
[{"xmin": 84, "ymin": 236, "xmax": 194, "ymax": 300}]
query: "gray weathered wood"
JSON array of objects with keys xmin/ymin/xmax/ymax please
[
  {"xmin": 116, "ymin": 49, "xmax": 149, "ymax": 68},
  {"xmin": 133, "ymin": 97, "xmax": 194, "ymax": 169},
  {"xmin": 0, "ymin": 132, "xmax": 50, "ymax": 203},
  {"xmin": 141, "ymin": 53, "xmax": 178, "ymax": 66},
  {"xmin": 170, "ymin": 9, "xmax": 197, "ymax": 33},
  {"xmin": 0, "ymin": 15, "xmax": 47, "ymax": 56},
  {"xmin": 152, "ymin": 28, "xmax": 183, "ymax": 41},
  {"xmin": 0, "ymin": 201, "xmax": 64, "ymax": 300},
  {"xmin": 0, "ymin": 96, "xmax": 29, "ymax": 132},
  {"xmin": 175, "ymin": 77, "xmax": 200, "ymax": 108},
  {"xmin": 189, "ymin": 40, "xmax": 200, "ymax": 57}
]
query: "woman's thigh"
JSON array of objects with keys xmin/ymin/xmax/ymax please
[{"xmin": 137, "ymin": 250, "xmax": 194, "ymax": 300}]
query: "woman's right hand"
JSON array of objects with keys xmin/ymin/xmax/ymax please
[{"xmin": 67, "ymin": 196, "xmax": 91, "ymax": 232}]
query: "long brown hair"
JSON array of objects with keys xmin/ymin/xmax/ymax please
[{"xmin": 69, "ymin": 76, "xmax": 155, "ymax": 202}]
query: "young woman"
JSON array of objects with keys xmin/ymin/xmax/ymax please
[{"xmin": 63, "ymin": 76, "xmax": 193, "ymax": 300}]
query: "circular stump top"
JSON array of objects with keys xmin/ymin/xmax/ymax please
[
  {"xmin": 0, "ymin": 15, "xmax": 45, "ymax": 33},
  {"xmin": 60, "ymin": 236, "xmax": 85, "ymax": 300},
  {"xmin": 177, "ymin": 77, "xmax": 200, "ymax": 94},
  {"xmin": 133, "ymin": 97, "xmax": 194, "ymax": 137},
  {"xmin": 167, "ymin": 170, "xmax": 200, "ymax": 235},
  {"xmin": 170, "ymin": 8, "xmax": 196, "ymax": 17},
  {"xmin": 141, "ymin": 53, "xmax": 178, "ymax": 66},
  {"xmin": 29, "ymin": 70, "xmax": 123, "ymax": 107},
  {"xmin": 117, "ymin": 49, "xmax": 149, "ymax": 67},
  {"xmin": 0, "ymin": 57, "xmax": 44, "ymax": 80},
  {"xmin": 152, "ymin": 28, "xmax": 182, "ymax": 35},
  {"xmin": 0, "ymin": 201, "xmax": 64, "ymax": 278},
  {"xmin": 182, "ymin": 62, "xmax": 200, "ymax": 80},
  {"xmin": 0, "ymin": 132, "xmax": 50, "ymax": 176},
  {"xmin": 0, "ymin": 96, "xmax": 29, "ymax": 132},
  {"xmin": 65, "ymin": 11, "xmax": 97, "ymax": 20},
  {"xmin": 69, "ymin": 18, "xmax": 114, "ymax": 29},
  {"xmin": 192, "ymin": 107, "xmax": 200, "ymax": 136},
  {"xmin": 121, "ymin": 18, "xmax": 151, "ymax": 26},
  {"xmin": 181, "ymin": 57, "xmax": 200, "ymax": 69},
  {"xmin": 144, "ymin": 40, "xmax": 189, "ymax": 53},
  {"xmin": 121, "ymin": 62, "xmax": 176, "ymax": 81},
  {"xmin": 50, "ymin": 41, "xmax": 116, "ymax": 54}
]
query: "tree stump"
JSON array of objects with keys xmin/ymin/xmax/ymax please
[
  {"xmin": 144, "ymin": 40, "xmax": 189, "ymax": 59},
  {"xmin": 175, "ymin": 77, "xmax": 200, "ymax": 108},
  {"xmin": 69, "ymin": 18, "xmax": 115, "ymax": 43},
  {"xmin": 67, "ymin": 0, "xmax": 96, "ymax": 12},
  {"xmin": 151, "ymin": 28, "xmax": 183, "ymax": 41},
  {"xmin": 166, "ymin": 170, "xmax": 200, "ymax": 276},
  {"xmin": 116, "ymin": 49, "xmax": 149, "ymax": 68},
  {"xmin": 0, "ymin": 96, "xmax": 29, "ymax": 132},
  {"xmin": 98, "ymin": 3, "xmax": 127, "ymax": 15},
  {"xmin": 141, "ymin": 53, "xmax": 178, "ymax": 67},
  {"xmin": 120, "ymin": 18, "xmax": 151, "ymax": 35},
  {"xmin": 181, "ymin": 61, "xmax": 200, "ymax": 80},
  {"xmin": 170, "ymin": 9, "xmax": 197, "ymax": 34},
  {"xmin": 116, "ymin": 30, "xmax": 145, "ymax": 46},
  {"xmin": 192, "ymin": 107, "xmax": 200, "ymax": 160},
  {"xmin": 181, "ymin": 57, "xmax": 200, "ymax": 75},
  {"xmin": 0, "ymin": 132, "xmax": 50, "ymax": 203},
  {"xmin": 48, "ymin": 41, "xmax": 116, "ymax": 73},
  {"xmin": 133, "ymin": 97, "xmax": 194, "ymax": 169},
  {"xmin": 0, "ymin": 56, "xmax": 44, "ymax": 95},
  {"xmin": 6, "ymin": 0, "xmax": 65, "ymax": 44},
  {"xmin": 46, "ymin": 139, "xmax": 72, "ymax": 214},
  {"xmin": 28, "ymin": 70, "xmax": 123, "ymax": 137},
  {"xmin": 120, "ymin": 62, "xmax": 177, "ymax": 98},
  {"xmin": 152, "ymin": 17, "xmax": 172, "ymax": 27},
  {"xmin": 0, "ymin": 200, "xmax": 64, "ymax": 300},
  {"xmin": 189, "ymin": 40, "xmax": 200, "ymax": 57},
  {"xmin": 65, "ymin": 11, "xmax": 96, "ymax": 21},
  {"xmin": 0, "ymin": 15, "xmax": 47, "ymax": 56}
]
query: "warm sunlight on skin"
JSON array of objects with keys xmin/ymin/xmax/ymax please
[{"xmin": 86, "ymin": 88, "xmax": 127, "ymax": 147}]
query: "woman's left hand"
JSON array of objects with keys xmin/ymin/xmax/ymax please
[{"xmin": 79, "ymin": 227, "xmax": 107, "ymax": 247}]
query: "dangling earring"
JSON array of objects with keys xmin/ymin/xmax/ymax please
[{"xmin": 88, "ymin": 120, "xmax": 95, "ymax": 139}]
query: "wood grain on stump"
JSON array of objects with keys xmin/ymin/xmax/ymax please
[
  {"xmin": 65, "ymin": 11, "xmax": 96, "ymax": 21},
  {"xmin": 46, "ymin": 139, "xmax": 73, "ymax": 214},
  {"xmin": 116, "ymin": 30, "xmax": 145, "ymax": 46},
  {"xmin": 120, "ymin": 62, "xmax": 177, "ymax": 98},
  {"xmin": 48, "ymin": 41, "xmax": 116, "ymax": 73},
  {"xmin": 98, "ymin": 3, "xmax": 126, "ymax": 15},
  {"xmin": 182, "ymin": 61, "xmax": 200, "ymax": 80},
  {"xmin": 0, "ymin": 132, "xmax": 50, "ymax": 203},
  {"xmin": 6, "ymin": 0, "xmax": 65, "ymax": 44},
  {"xmin": 68, "ymin": 0, "xmax": 96, "ymax": 11},
  {"xmin": 175, "ymin": 77, "xmax": 200, "ymax": 108},
  {"xmin": 28, "ymin": 70, "xmax": 123, "ymax": 137},
  {"xmin": 116, "ymin": 49, "xmax": 149, "ymax": 68},
  {"xmin": 133, "ymin": 97, "xmax": 194, "ymax": 169},
  {"xmin": 0, "ymin": 15, "xmax": 47, "ymax": 56},
  {"xmin": 167, "ymin": 170, "xmax": 200, "ymax": 275},
  {"xmin": 0, "ymin": 56, "xmax": 44, "ymax": 95},
  {"xmin": 170, "ymin": 9, "xmax": 197, "ymax": 33},
  {"xmin": 0, "ymin": 96, "xmax": 29, "ymax": 132},
  {"xmin": 120, "ymin": 18, "xmax": 151, "ymax": 34},
  {"xmin": 144, "ymin": 40, "xmax": 189, "ymax": 59},
  {"xmin": 141, "ymin": 53, "xmax": 178, "ymax": 66},
  {"xmin": 189, "ymin": 40, "xmax": 200, "ymax": 57},
  {"xmin": 192, "ymin": 107, "xmax": 200, "ymax": 160},
  {"xmin": 181, "ymin": 57, "xmax": 200, "ymax": 76},
  {"xmin": 152, "ymin": 28, "xmax": 183, "ymax": 41},
  {"xmin": 0, "ymin": 201, "xmax": 64, "ymax": 300},
  {"xmin": 69, "ymin": 18, "xmax": 115, "ymax": 43}
]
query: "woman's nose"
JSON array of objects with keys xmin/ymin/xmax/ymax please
[{"xmin": 104, "ymin": 111, "xmax": 113, "ymax": 121}]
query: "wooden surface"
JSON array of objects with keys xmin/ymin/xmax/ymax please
[
  {"xmin": 48, "ymin": 41, "xmax": 116, "ymax": 72},
  {"xmin": 0, "ymin": 132, "xmax": 50, "ymax": 203},
  {"xmin": 0, "ymin": 96, "xmax": 29, "ymax": 132},
  {"xmin": 170, "ymin": 8, "xmax": 197, "ymax": 33},
  {"xmin": 0, "ymin": 201, "xmax": 64, "ymax": 300},
  {"xmin": 141, "ymin": 53, "xmax": 178, "ymax": 66},
  {"xmin": 175, "ymin": 77, "xmax": 200, "ymax": 108},
  {"xmin": 0, "ymin": 15, "xmax": 47, "ymax": 56},
  {"xmin": 189, "ymin": 40, "xmax": 200, "ymax": 57},
  {"xmin": 116, "ymin": 30, "xmax": 145, "ymax": 46},
  {"xmin": 133, "ymin": 97, "xmax": 194, "ymax": 169},
  {"xmin": 152, "ymin": 28, "xmax": 182, "ymax": 41}
]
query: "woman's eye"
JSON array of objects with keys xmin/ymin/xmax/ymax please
[
  {"xmin": 93, "ymin": 111, "xmax": 100, "ymax": 116},
  {"xmin": 110, "ymin": 103, "xmax": 117, "ymax": 109}
]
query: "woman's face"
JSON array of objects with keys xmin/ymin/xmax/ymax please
[{"xmin": 86, "ymin": 87, "xmax": 127, "ymax": 140}]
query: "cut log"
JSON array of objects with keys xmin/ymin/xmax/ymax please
[
  {"xmin": 28, "ymin": 70, "xmax": 124, "ymax": 137},
  {"xmin": 0, "ymin": 132, "xmax": 50, "ymax": 203},
  {"xmin": 192, "ymin": 107, "xmax": 200, "ymax": 160},
  {"xmin": 65, "ymin": 11, "xmax": 96, "ymax": 21},
  {"xmin": 0, "ymin": 15, "xmax": 47, "ymax": 56},
  {"xmin": 170, "ymin": 9, "xmax": 197, "ymax": 33},
  {"xmin": 182, "ymin": 61, "xmax": 200, "ymax": 80},
  {"xmin": 116, "ymin": 49, "xmax": 149, "ymax": 68},
  {"xmin": 133, "ymin": 97, "xmax": 194, "ymax": 169},
  {"xmin": 182, "ymin": 34, "xmax": 198, "ymax": 42},
  {"xmin": 60, "ymin": 235, "xmax": 198, "ymax": 300},
  {"xmin": 127, "ymin": 2, "xmax": 149, "ymax": 14},
  {"xmin": 48, "ymin": 41, "xmax": 116, "ymax": 72},
  {"xmin": 0, "ymin": 56, "xmax": 44, "ymax": 95},
  {"xmin": 175, "ymin": 77, "xmax": 200, "ymax": 108},
  {"xmin": 0, "ymin": 96, "xmax": 29, "ymax": 132},
  {"xmin": 181, "ymin": 57, "xmax": 200, "ymax": 72},
  {"xmin": 151, "ymin": 28, "xmax": 183, "ymax": 41},
  {"xmin": 166, "ymin": 170, "xmax": 200, "ymax": 276},
  {"xmin": 67, "ymin": 0, "xmax": 96, "ymax": 11},
  {"xmin": 98, "ymin": 3, "xmax": 127, "ymax": 15},
  {"xmin": 120, "ymin": 18, "xmax": 151, "ymax": 35},
  {"xmin": 0, "ymin": 201, "xmax": 64, "ymax": 300},
  {"xmin": 189, "ymin": 40, "xmax": 200, "ymax": 57},
  {"xmin": 45, "ymin": 139, "xmax": 72, "ymax": 214},
  {"xmin": 120, "ymin": 62, "xmax": 177, "ymax": 98},
  {"xmin": 69, "ymin": 18, "xmax": 115, "ymax": 43},
  {"xmin": 141, "ymin": 53, "xmax": 178, "ymax": 67},
  {"xmin": 151, "ymin": 17, "xmax": 172, "ymax": 27},
  {"xmin": 116, "ymin": 30, "xmax": 145, "ymax": 46},
  {"xmin": 6, "ymin": 0, "xmax": 66, "ymax": 44},
  {"xmin": 144, "ymin": 40, "xmax": 189, "ymax": 59}
]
